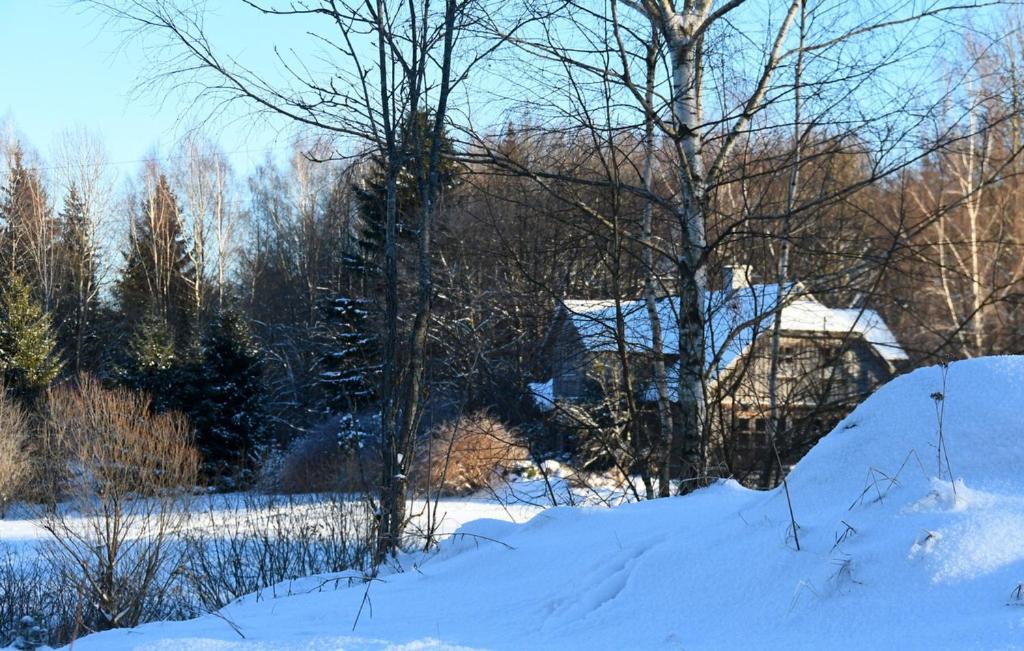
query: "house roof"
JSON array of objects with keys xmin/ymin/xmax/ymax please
[{"xmin": 560, "ymin": 283, "xmax": 907, "ymax": 380}]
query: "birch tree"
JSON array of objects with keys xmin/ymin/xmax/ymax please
[
  {"xmin": 479, "ymin": 0, "xmax": 1008, "ymax": 489},
  {"xmin": 91, "ymin": 0, "xmax": 522, "ymax": 562}
]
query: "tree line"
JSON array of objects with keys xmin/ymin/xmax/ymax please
[{"xmin": 1, "ymin": 0, "xmax": 1020, "ymax": 562}]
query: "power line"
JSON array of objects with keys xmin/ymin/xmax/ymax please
[{"xmin": 3, "ymin": 142, "xmax": 320, "ymax": 176}]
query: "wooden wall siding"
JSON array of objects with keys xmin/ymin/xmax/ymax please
[
  {"xmin": 551, "ymin": 316, "xmax": 594, "ymax": 401},
  {"xmin": 551, "ymin": 320, "xmax": 896, "ymax": 484},
  {"xmin": 711, "ymin": 332, "xmax": 894, "ymax": 482},
  {"xmin": 720, "ymin": 333, "xmax": 890, "ymax": 409}
]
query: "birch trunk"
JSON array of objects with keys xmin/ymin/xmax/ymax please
[
  {"xmin": 665, "ymin": 13, "xmax": 710, "ymax": 487},
  {"xmin": 639, "ymin": 25, "xmax": 675, "ymax": 497}
]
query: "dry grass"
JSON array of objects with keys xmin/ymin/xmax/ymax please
[{"xmin": 419, "ymin": 412, "xmax": 530, "ymax": 496}]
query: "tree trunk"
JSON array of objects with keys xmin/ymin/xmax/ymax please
[
  {"xmin": 639, "ymin": 25, "xmax": 675, "ymax": 497},
  {"xmin": 667, "ymin": 18, "xmax": 710, "ymax": 489}
]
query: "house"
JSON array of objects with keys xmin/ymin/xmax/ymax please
[{"xmin": 537, "ymin": 268, "xmax": 907, "ymax": 482}]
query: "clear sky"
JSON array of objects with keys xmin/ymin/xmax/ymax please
[
  {"xmin": 1, "ymin": 0, "xmax": 1003, "ymax": 183},
  {"xmin": 1, "ymin": 0, "xmax": 292, "ymax": 177}
]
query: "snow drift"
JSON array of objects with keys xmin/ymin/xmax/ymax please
[{"xmin": 68, "ymin": 357, "xmax": 1024, "ymax": 650}]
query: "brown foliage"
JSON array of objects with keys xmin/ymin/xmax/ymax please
[
  {"xmin": 0, "ymin": 390, "xmax": 30, "ymax": 515},
  {"xmin": 267, "ymin": 429, "xmax": 378, "ymax": 494},
  {"xmin": 39, "ymin": 375, "xmax": 199, "ymax": 633},
  {"xmin": 420, "ymin": 413, "xmax": 530, "ymax": 496}
]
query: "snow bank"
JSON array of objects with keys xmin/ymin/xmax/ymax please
[{"xmin": 67, "ymin": 357, "xmax": 1024, "ymax": 650}]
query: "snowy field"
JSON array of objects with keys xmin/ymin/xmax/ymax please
[{"xmin": 9, "ymin": 356, "xmax": 1024, "ymax": 649}]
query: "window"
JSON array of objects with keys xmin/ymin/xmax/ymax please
[
  {"xmin": 736, "ymin": 418, "xmax": 751, "ymax": 432},
  {"xmin": 778, "ymin": 345, "xmax": 799, "ymax": 379},
  {"xmin": 780, "ymin": 346, "xmax": 796, "ymax": 364},
  {"xmin": 754, "ymin": 418, "xmax": 766, "ymax": 433}
]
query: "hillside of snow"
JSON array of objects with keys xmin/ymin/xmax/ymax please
[{"xmin": 69, "ymin": 357, "xmax": 1024, "ymax": 650}]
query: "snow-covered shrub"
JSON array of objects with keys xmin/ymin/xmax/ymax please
[
  {"xmin": 419, "ymin": 412, "xmax": 531, "ymax": 496},
  {"xmin": 0, "ymin": 545, "xmax": 80, "ymax": 649},
  {"xmin": 12, "ymin": 615, "xmax": 47, "ymax": 651},
  {"xmin": 0, "ymin": 390, "xmax": 31, "ymax": 515}
]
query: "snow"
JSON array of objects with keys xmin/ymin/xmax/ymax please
[
  {"xmin": 562, "ymin": 284, "xmax": 907, "ymax": 380},
  {"xmin": 31, "ymin": 357, "xmax": 1024, "ymax": 648},
  {"xmin": 780, "ymin": 300, "xmax": 907, "ymax": 362},
  {"xmin": 527, "ymin": 379, "xmax": 554, "ymax": 411}
]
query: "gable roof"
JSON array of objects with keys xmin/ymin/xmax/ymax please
[{"xmin": 560, "ymin": 283, "xmax": 906, "ymax": 378}]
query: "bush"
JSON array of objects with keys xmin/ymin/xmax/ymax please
[
  {"xmin": 0, "ymin": 391, "xmax": 31, "ymax": 515},
  {"xmin": 265, "ymin": 418, "xmax": 378, "ymax": 494},
  {"xmin": 419, "ymin": 412, "xmax": 530, "ymax": 496},
  {"xmin": 179, "ymin": 493, "xmax": 373, "ymax": 611},
  {"xmin": 38, "ymin": 375, "xmax": 199, "ymax": 634},
  {"xmin": 0, "ymin": 545, "xmax": 84, "ymax": 649}
]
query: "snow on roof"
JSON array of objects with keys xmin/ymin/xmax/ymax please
[
  {"xmin": 562, "ymin": 283, "xmax": 906, "ymax": 378},
  {"xmin": 779, "ymin": 301, "xmax": 906, "ymax": 363},
  {"xmin": 527, "ymin": 379, "xmax": 555, "ymax": 412}
]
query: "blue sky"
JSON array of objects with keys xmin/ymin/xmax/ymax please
[
  {"xmin": 0, "ymin": 0, "xmax": 1001, "ymax": 182},
  {"xmin": 1, "ymin": 1, "xmax": 292, "ymax": 175}
]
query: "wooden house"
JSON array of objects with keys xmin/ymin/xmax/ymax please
[{"xmin": 535, "ymin": 271, "xmax": 907, "ymax": 482}]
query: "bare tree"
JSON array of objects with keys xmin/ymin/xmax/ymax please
[
  {"xmin": 173, "ymin": 131, "xmax": 237, "ymax": 317},
  {"xmin": 90, "ymin": 0, "xmax": 525, "ymax": 563},
  {"xmin": 470, "ymin": 0, "xmax": 1013, "ymax": 490},
  {"xmin": 51, "ymin": 128, "xmax": 112, "ymax": 372},
  {"xmin": 39, "ymin": 376, "xmax": 199, "ymax": 634}
]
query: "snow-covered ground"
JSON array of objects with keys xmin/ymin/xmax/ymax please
[{"xmin": 19, "ymin": 357, "xmax": 1024, "ymax": 649}]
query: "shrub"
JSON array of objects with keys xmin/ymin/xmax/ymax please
[
  {"xmin": 419, "ymin": 412, "xmax": 530, "ymax": 496},
  {"xmin": 0, "ymin": 391, "xmax": 31, "ymax": 515},
  {"xmin": 179, "ymin": 493, "xmax": 374, "ymax": 611},
  {"xmin": 266, "ymin": 418, "xmax": 378, "ymax": 494},
  {"xmin": 38, "ymin": 375, "xmax": 199, "ymax": 635}
]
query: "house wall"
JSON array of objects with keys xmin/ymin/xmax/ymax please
[
  {"xmin": 712, "ymin": 331, "xmax": 894, "ymax": 483},
  {"xmin": 550, "ymin": 315, "xmax": 593, "ymax": 401},
  {"xmin": 549, "ymin": 313, "xmax": 897, "ymax": 486}
]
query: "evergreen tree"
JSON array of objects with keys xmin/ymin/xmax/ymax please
[
  {"xmin": 55, "ymin": 184, "xmax": 100, "ymax": 373},
  {"xmin": 121, "ymin": 311, "xmax": 181, "ymax": 413},
  {"xmin": 116, "ymin": 172, "xmax": 197, "ymax": 348},
  {"xmin": 0, "ymin": 148, "xmax": 57, "ymax": 304},
  {"xmin": 351, "ymin": 112, "xmax": 458, "ymax": 270},
  {"xmin": 0, "ymin": 275, "xmax": 62, "ymax": 401},
  {"xmin": 318, "ymin": 295, "xmax": 379, "ymax": 414},
  {"xmin": 189, "ymin": 310, "xmax": 268, "ymax": 484}
]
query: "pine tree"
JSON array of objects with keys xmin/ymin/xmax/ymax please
[
  {"xmin": 116, "ymin": 172, "xmax": 197, "ymax": 348},
  {"xmin": 0, "ymin": 274, "xmax": 62, "ymax": 402},
  {"xmin": 318, "ymin": 295, "xmax": 379, "ymax": 414},
  {"xmin": 189, "ymin": 310, "xmax": 268, "ymax": 484}
]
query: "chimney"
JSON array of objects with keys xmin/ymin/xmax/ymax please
[
  {"xmin": 652, "ymin": 272, "xmax": 676, "ymax": 299},
  {"xmin": 722, "ymin": 264, "xmax": 753, "ymax": 291}
]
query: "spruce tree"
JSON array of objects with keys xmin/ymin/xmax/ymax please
[
  {"xmin": 121, "ymin": 311, "xmax": 180, "ymax": 413},
  {"xmin": 0, "ymin": 148, "xmax": 57, "ymax": 303},
  {"xmin": 318, "ymin": 295, "xmax": 379, "ymax": 414},
  {"xmin": 190, "ymin": 310, "xmax": 268, "ymax": 484},
  {"xmin": 116, "ymin": 173, "xmax": 196, "ymax": 348},
  {"xmin": 0, "ymin": 275, "xmax": 62, "ymax": 402},
  {"xmin": 351, "ymin": 112, "xmax": 457, "ymax": 270},
  {"xmin": 55, "ymin": 184, "xmax": 99, "ymax": 373}
]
